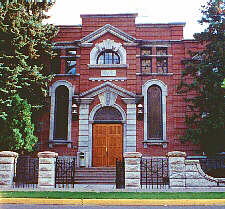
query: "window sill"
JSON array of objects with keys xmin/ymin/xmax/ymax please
[
  {"xmin": 143, "ymin": 140, "xmax": 168, "ymax": 148},
  {"xmin": 54, "ymin": 74, "xmax": 80, "ymax": 76},
  {"xmin": 136, "ymin": 73, "xmax": 173, "ymax": 76},
  {"xmin": 49, "ymin": 139, "xmax": 72, "ymax": 148},
  {"xmin": 88, "ymin": 64, "xmax": 129, "ymax": 69}
]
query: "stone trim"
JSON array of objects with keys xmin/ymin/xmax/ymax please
[
  {"xmin": 142, "ymin": 79, "xmax": 168, "ymax": 142},
  {"xmin": 80, "ymin": 81, "xmax": 136, "ymax": 98},
  {"xmin": 89, "ymin": 39, "xmax": 127, "ymax": 65},
  {"xmin": 80, "ymin": 24, "xmax": 136, "ymax": 43},
  {"xmin": 49, "ymin": 80, "xmax": 75, "ymax": 148},
  {"xmin": 89, "ymin": 77, "xmax": 127, "ymax": 82},
  {"xmin": 88, "ymin": 64, "xmax": 128, "ymax": 68}
]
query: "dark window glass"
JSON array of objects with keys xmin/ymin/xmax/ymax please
[
  {"xmin": 156, "ymin": 47, "xmax": 167, "ymax": 55},
  {"xmin": 54, "ymin": 86, "xmax": 69, "ymax": 140},
  {"xmin": 94, "ymin": 106, "xmax": 122, "ymax": 121},
  {"xmin": 141, "ymin": 48, "xmax": 152, "ymax": 56},
  {"xmin": 147, "ymin": 85, "xmax": 162, "ymax": 139},
  {"xmin": 50, "ymin": 50, "xmax": 61, "ymax": 74},
  {"xmin": 97, "ymin": 50, "xmax": 120, "ymax": 64},
  {"xmin": 156, "ymin": 58, "xmax": 168, "ymax": 73},
  {"xmin": 141, "ymin": 59, "xmax": 152, "ymax": 73}
]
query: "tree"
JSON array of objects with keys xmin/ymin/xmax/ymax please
[
  {"xmin": 0, "ymin": 0, "xmax": 58, "ymax": 153},
  {"xmin": 178, "ymin": 0, "xmax": 225, "ymax": 155}
]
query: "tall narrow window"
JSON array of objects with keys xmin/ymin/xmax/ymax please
[
  {"xmin": 141, "ymin": 47, "xmax": 152, "ymax": 73},
  {"xmin": 50, "ymin": 50, "xmax": 61, "ymax": 74},
  {"xmin": 54, "ymin": 86, "xmax": 69, "ymax": 140},
  {"xmin": 147, "ymin": 85, "xmax": 162, "ymax": 139}
]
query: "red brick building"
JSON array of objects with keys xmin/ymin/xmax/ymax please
[{"xmin": 37, "ymin": 13, "xmax": 203, "ymax": 167}]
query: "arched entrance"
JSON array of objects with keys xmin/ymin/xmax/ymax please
[{"xmin": 92, "ymin": 107, "xmax": 123, "ymax": 167}]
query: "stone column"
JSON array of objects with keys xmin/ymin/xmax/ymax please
[
  {"xmin": 77, "ymin": 98, "xmax": 93, "ymax": 167},
  {"xmin": 0, "ymin": 151, "xmax": 18, "ymax": 188},
  {"xmin": 38, "ymin": 151, "xmax": 58, "ymax": 189},
  {"xmin": 124, "ymin": 152, "xmax": 142, "ymax": 189},
  {"xmin": 122, "ymin": 98, "xmax": 137, "ymax": 152},
  {"xmin": 168, "ymin": 151, "xmax": 186, "ymax": 188}
]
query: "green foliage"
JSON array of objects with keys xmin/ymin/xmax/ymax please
[
  {"xmin": 0, "ymin": 94, "xmax": 38, "ymax": 153},
  {"xmin": 178, "ymin": 0, "xmax": 225, "ymax": 155},
  {"xmin": 0, "ymin": 0, "xmax": 58, "ymax": 152}
]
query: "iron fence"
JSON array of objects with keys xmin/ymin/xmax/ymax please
[
  {"xmin": 187, "ymin": 156, "xmax": 225, "ymax": 178},
  {"xmin": 13, "ymin": 156, "xmax": 39, "ymax": 188},
  {"xmin": 116, "ymin": 158, "xmax": 125, "ymax": 189},
  {"xmin": 141, "ymin": 157, "xmax": 169, "ymax": 189},
  {"xmin": 55, "ymin": 156, "xmax": 77, "ymax": 188}
]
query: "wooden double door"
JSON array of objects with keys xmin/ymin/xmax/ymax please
[{"xmin": 92, "ymin": 124, "xmax": 123, "ymax": 167}]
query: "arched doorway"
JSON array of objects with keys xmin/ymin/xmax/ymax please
[{"xmin": 92, "ymin": 107, "xmax": 123, "ymax": 167}]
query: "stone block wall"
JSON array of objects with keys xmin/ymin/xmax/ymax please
[{"xmin": 168, "ymin": 151, "xmax": 225, "ymax": 188}]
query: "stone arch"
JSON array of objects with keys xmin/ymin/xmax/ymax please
[
  {"xmin": 142, "ymin": 79, "xmax": 168, "ymax": 142},
  {"xmin": 90, "ymin": 39, "xmax": 126, "ymax": 64},
  {"xmin": 49, "ymin": 80, "xmax": 74, "ymax": 147}
]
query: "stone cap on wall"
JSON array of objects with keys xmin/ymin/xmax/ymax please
[
  {"xmin": 167, "ymin": 151, "xmax": 186, "ymax": 157},
  {"xmin": 0, "ymin": 151, "xmax": 18, "ymax": 158},
  {"xmin": 124, "ymin": 152, "xmax": 142, "ymax": 158},
  {"xmin": 38, "ymin": 151, "xmax": 58, "ymax": 158}
]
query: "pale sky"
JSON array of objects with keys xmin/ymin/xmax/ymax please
[{"xmin": 47, "ymin": 0, "xmax": 208, "ymax": 39}]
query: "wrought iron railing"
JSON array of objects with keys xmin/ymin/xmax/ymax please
[
  {"xmin": 141, "ymin": 157, "xmax": 169, "ymax": 189},
  {"xmin": 116, "ymin": 158, "xmax": 125, "ymax": 189},
  {"xmin": 13, "ymin": 156, "xmax": 39, "ymax": 188},
  {"xmin": 55, "ymin": 156, "xmax": 77, "ymax": 188}
]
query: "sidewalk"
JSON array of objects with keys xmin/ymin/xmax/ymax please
[{"xmin": 1, "ymin": 184, "xmax": 225, "ymax": 192}]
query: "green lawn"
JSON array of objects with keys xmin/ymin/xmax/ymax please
[{"xmin": 0, "ymin": 192, "xmax": 224, "ymax": 199}]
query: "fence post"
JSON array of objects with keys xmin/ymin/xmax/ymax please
[
  {"xmin": 124, "ymin": 152, "xmax": 142, "ymax": 189},
  {"xmin": 38, "ymin": 151, "xmax": 58, "ymax": 189},
  {"xmin": 168, "ymin": 151, "xmax": 186, "ymax": 188},
  {"xmin": 0, "ymin": 151, "xmax": 18, "ymax": 188}
]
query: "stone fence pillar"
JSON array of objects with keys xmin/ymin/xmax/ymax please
[
  {"xmin": 0, "ymin": 151, "xmax": 18, "ymax": 188},
  {"xmin": 38, "ymin": 151, "xmax": 58, "ymax": 189},
  {"xmin": 168, "ymin": 151, "xmax": 186, "ymax": 188},
  {"xmin": 124, "ymin": 152, "xmax": 142, "ymax": 189}
]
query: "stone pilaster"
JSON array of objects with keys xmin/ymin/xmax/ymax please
[
  {"xmin": 168, "ymin": 151, "xmax": 186, "ymax": 188},
  {"xmin": 38, "ymin": 151, "xmax": 58, "ymax": 189},
  {"xmin": 122, "ymin": 98, "xmax": 137, "ymax": 152},
  {"xmin": 124, "ymin": 152, "xmax": 142, "ymax": 189},
  {"xmin": 77, "ymin": 98, "xmax": 93, "ymax": 167},
  {"xmin": 0, "ymin": 151, "xmax": 18, "ymax": 188}
]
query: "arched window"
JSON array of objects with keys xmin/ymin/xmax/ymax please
[
  {"xmin": 54, "ymin": 86, "xmax": 69, "ymax": 140},
  {"xmin": 97, "ymin": 50, "xmax": 120, "ymax": 64},
  {"xmin": 94, "ymin": 106, "xmax": 122, "ymax": 121},
  {"xmin": 147, "ymin": 85, "xmax": 162, "ymax": 139}
]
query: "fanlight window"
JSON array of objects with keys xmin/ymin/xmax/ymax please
[
  {"xmin": 97, "ymin": 50, "xmax": 120, "ymax": 64},
  {"xmin": 94, "ymin": 106, "xmax": 122, "ymax": 121}
]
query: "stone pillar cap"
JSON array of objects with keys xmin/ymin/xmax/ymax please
[
  {"xmin": 124, "ymin": 152, "xmax": 142, "ymax": 158},
  {"xmin": 38, "ymin": 151, "xmax": 58, "ymax": 158},
  {"xmin": 167, "ymin": 151, "xmax": 186, "ymax": 157},
  {"xmin": 0, "ymin": 151, "xmax": 18, "ymax": 157}
]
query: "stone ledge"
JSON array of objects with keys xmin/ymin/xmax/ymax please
[
  {"xmin": 0, "ymin": 151, "xmax": 18, "ymax": 158},
  {"xmin": 167, "ymin": 151, "xmax": 186, "ymax": 157},
  {"xmin": 38, "ymin": 151, "xmax": 58, "ymax": 158},
  {"xmin": 124, "ymin": 152, "xmax": 142, "ymax": 158}
]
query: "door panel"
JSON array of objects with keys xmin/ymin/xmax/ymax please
[{"xmin": 93, "ymin": 124, "xmax": 123, "ymax": 167}]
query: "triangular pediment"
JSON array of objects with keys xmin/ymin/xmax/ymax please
[
  {"xmin": 80, "ymin": 24, "xmax": 136, "ymax": 43},
  {"xmin": 80, "ymin": 82, "xmax": 136, "ymax": 98}
]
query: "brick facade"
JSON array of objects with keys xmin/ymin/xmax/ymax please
[{"xmin": 36, "ymin": 13, "xmax": 203, "ymax": 165}]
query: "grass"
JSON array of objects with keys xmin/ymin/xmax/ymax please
[{"xmin": 0, "ymin": 192, "xmax": 225, "ymax": 199}]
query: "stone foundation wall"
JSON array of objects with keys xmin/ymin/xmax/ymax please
[{"xmin": 168, "ymin": 151, "xmax": 225, "ymax": 188}]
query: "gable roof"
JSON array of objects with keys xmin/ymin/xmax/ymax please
[{"xmin": 80, "ymin": 24, "xmax": 136, "ymax": 43}]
